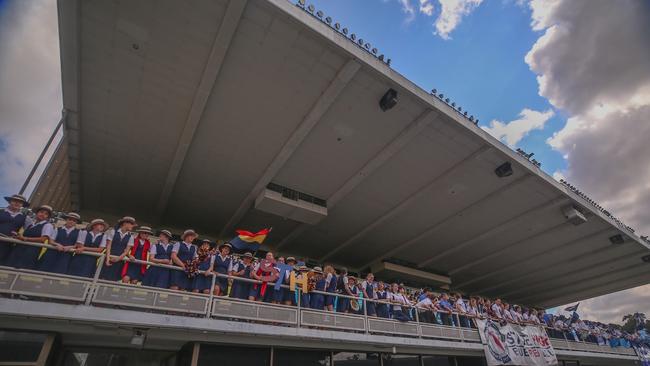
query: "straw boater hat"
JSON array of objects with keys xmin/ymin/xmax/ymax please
[
  {"xmin": 242, "ymin": 252, "xmax": 253, "ymax": 259},
  {"xmin": 297, "ymin": 265, "xmax": 309, "ymax": 272},
  {"xmin": 218, "ymin": 242, "xmax": 232, "ymax": 251},
  {"xmin": 88, "ymin": 218, "xmax": 108, "ymax": 231},
  {"xmin": 136, "ymin": 226, "xmax": 153, "ymax": 234},
  {"xmin": 286, "ymin": 256, "xmax": 296, "ymax": 264},
  {"xmin": 117, "ymin": 216, "xmax": 137, "ymax": 225},
  {"xmin": 181, "ymin": 229, "xmax": 197, "ymax": 240},
  {"xmin": 63, "ymin": 212, "xmax": 81, "ymax": 223},
  {"xmin": 35, "ymin": 205, "xmax": 53, "ymax": 216},
  {"xmin": 159, "ymin": 229, "xmax": 172, "ymax": 238},
  {"xmin": 4, "ymin": 194, "xmax": 29, "ymax": 207},
  {"xmin": 312, "ymin": 266, "xmax": 323, "ymax": 274}
]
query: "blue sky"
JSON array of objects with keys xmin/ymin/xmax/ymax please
[{"xmin": 309, "ymin": 0, "xmax": 567, "ymax": 176}]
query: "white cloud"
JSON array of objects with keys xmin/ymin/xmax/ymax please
[
  {"xmin": 419, "ymin": 0, "xmax": 435, "ymax": 16},
  {"xmin": 434, "ymin": 0, "xmax": 483, "ymax": 40},
  {"xmin": 0, "ymin": 0, "xmax": 61, "ymax": 197},
  {"xmin": 526, "ymin": 0, "xmax": 650, "ymax": 322},
  {"xmin": 482, "ymin": 108, "xmax": 554, "ymax": 147},
  {"xmin": 398, "ymin": 0, "xmax": 417, "ymax": 22}
]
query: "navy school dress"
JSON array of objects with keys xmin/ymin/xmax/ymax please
[
  {"xmin": 336, "ymin": 276, "xmax": 349, "ymax": 312},
  {"xmin": 192, "ymin": 255, "xmax": 214, "ymax": 292},
  {"xmin": 170, "ymin": 242, "xmax": 196, "ymax": 290},
  {"xmin": 124, "ymin": 238, "xmax": 149, "ymax": 281},
  {"xmin": 325, "ymin": 273, "xmax": 338, "ymax": 308},
  {"xmin": 0, "ymin": 209, "xmax": 26, "ymax": 264},
  {"xmin": 38, "ymin": 226, "xmax": 79, "ymax": 274},
  {"xmin": 142, "ymin": 242, "xmax": 173, "ymax": 288},
  {"xmin": 213, "ymin": 254, "xmax": 231, "ymax": 293},
  {"xmin": 376, "ymin": 290, "xmax": 390, "ymax": 318},
  {"xmin": 310, "ymin": 277, "xmax": 327, "ymax": 310},
  {"xmin": 284, "ymin": 270, "xmax": 297, "ymax": 304},
  {"xmin": 100, "ymin": 230, "xmax": 133, "ymax": 281},
  {"xmin": 349, "ymin": 286, "xmax": 360, "ymax": 314},
  {"xmin": 68, "ymin": 231, "xmax": 104, "ymax": 278},
  {"xmin": 364, "ymin": 281, "xmax": 377, "ymax": 316},
  {"xmin": 7, "ymin": 221, "xmax": 49, "ymax": 269},
  {"xmin": 230, "ymin": 261, "xmax": 252, "ymax": 299}
]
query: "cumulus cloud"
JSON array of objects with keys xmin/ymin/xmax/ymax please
[
  {"xmin": 482, "ymin": 108, "xmax": 554, "ymax": 148},
  {"xmin": 419, "ymin": 0, "xmax": 435, "ymax": 16},
  {"xmin": 0, "ymin": 0, "xmax": 61, "ymax": 197},
  {"xmin": 526, "ymin": 0, "xmax": 650, "ymax": 322},
  {"xmin": 434, "ymin": 0, "xmax": 483, "ymax": 40},
  {"xmin": 398, "ymin": 0, "xmax": 417, "ymax": 22}
]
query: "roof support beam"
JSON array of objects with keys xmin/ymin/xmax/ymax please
[
  {"xmin": 502, "ymin": 247, "xmax": 648, "ymax": 300},
  {"xmin": 345, "ymin": 146, "xmax": 493, "ymax": 266},
  {"xmin": 517, "ymin": 262, "xmax": 649, "ymax": 305},
  {"xmin": 358, "ymin": 171, "xmax": 533, "ymax": 269},
  {"xmin": 449, "ymin": 222, "xmax": 573, "ymax": 276},
  {"xmin": 219, "ymin": 59, "xmax": 361, "ymax": 237},
  {"xmin": 536, "ymin": 271, "xmax": 650, "ymax": 309},
  {"xmin": 418, "ymin": 197, "xmax": 570, "ymax": 268},
  {"xmin": 155, "ymin": 0, "xmax": 248, "ymax": 218},
  {"xmin": 452, "ymin": 229, "xmax": 613, "ymax": 292}
]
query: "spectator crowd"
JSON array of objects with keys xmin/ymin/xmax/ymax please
[{"xmin": 1, "ymin": 194, "xmax": 648, "ymax": 349}]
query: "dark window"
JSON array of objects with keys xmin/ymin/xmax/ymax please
[
  {"xmin": 273, "ymin": 348, "xmax": 331, "ymax": 366},
  {"xmin": 332, "ymin": 352, "xmax": 380, "ymax": 366},
  {"xmin": 198, "ymin": 344, "xmax": 270, "ymax": 366},
  {"xmin": 422, "ymin": 355, "xmax": 453, "ymax": 366},
  {"xmin": 61, "ymin": 348, "xmax": 176, "ymax": 366},
  {"xmin": 0, "ymin": 331, "xmax": 49, "ymax": 363},
  {"xmin": 381, "ymin": 354, "xmax": 421, "ymax": 366}
]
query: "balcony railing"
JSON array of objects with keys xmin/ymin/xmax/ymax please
[{"xmin": 0, "ymin": 236, "xmax": 637, "ymax": 357}]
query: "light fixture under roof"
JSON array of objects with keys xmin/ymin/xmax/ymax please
[{"xmin": 379, "ymin": 88, "xmax": 398, "ymax": 112}]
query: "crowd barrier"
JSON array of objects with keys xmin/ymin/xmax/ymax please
[{"xmin": 0, "ymin": 237, "xmax": 637, "ymax": 356}]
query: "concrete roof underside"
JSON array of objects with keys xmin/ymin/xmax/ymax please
[{"xmin": 54, "ymin": 0, "xmax": 650, "ymax": 308}]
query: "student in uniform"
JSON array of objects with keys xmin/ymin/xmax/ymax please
[
  {"xmin": 309, "ymin": 266, "xmax": 326, "ymax": 310},
  {"xmin": 142, "ymin": 229, "xmax": 174, "ymax": 289},
  {"xmin": 101, "ymin": 216, "xmax": 136, "ymax": 281},
  {"xmin": 170, "ymin": 229, "xmax": 198, "ymax": 291},
  {"xmin": 415, "ymin": 292, "xmax": 436, "ymax": 323},
  {"xmin": 437, "ymin": 293, "xmax": 454, "ymax": 326},
  {"xmin": 230, "ymin": 252, "xmax": 254, "ymax": 300},
  {"xmin": 192, "ymin": 240, "xmax": 216, "ymax": 295},
  {"xmin": 454, "ymin": 293, "xmax": 471, "ymax": 328},
  {"xmin": 282, "ymin": 256, "xmax": 297, "ymax": 305},
  {"xmin": 296, "ymin": 265, "xmax": 311, "ymax": 308},
  {"xmin": 390, "ymin": 283, "xmax": 410, "ymax": 322},
  {"xmin": 211, "ymin": 242, "xmax": 233, "ymax": 296},
  {"xmin": 323, "ymin": 265, "xmax": 338, "ymax": 311},
  {"xmin": 252, "ymin": 252, "xmax": 279, "ymax": 303},
  {"xmin": 122, "ymin": 226, "xmax": 152, "ymax": 284},
  {"xmin": 38, "ymin": 212, "xmax": 81, "ymax": 274},
  {"xmin": 361, "ymin": 273, "xmax": 377, "ymax": 317},
  {"xmin": 0, "ymin": 194, "xmax": 29, "ymax": 264},
  {"xmin": 7, "ymin": 205, "xmax": 56, "ymax": 269},
  {"xmin": 335, "ymin": 267, "xmax": 351, "ymax": 313},
  {"xmin": 375, "ymin": 282, "xmax": 390, "ymax": 318},
  {"xmin": 272, "ymin": 256, "xmax": 286, "ymax": 304},
  {"xmin": 68, "ymin": 219, "xmax": 108, "ymax": 278},
  {"xmin": 346, "ymin": 276, "xmax": 360, "ymax": 314}
]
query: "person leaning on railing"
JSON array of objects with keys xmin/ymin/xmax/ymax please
[
  {"xmin": 101, "ymin": 216, "xmax": 136, "ymax": 281},
  {"xmin": 67, "ymin": 219, "xmax": 108, "ymax": 278},
  {"xmin": 0, "ymin": 194, "xmax": 30, "ymax": 264},
  {"xmin": 375, "ymin": 282, "xmax": 390, "ymax": 318},
  {"xmin": 141, "ymin": 229, "xmax": 174, "ymax": 289},
  {"xmin": 37, "ymin": 212, "xmax": 81, "ymax": 274},
  {"xmin": 6, "ymin": 204, "xmax": 56, "ymax": 269}
]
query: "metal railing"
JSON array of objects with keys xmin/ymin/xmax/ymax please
[{"xmin": 0, "ymin": 237, "xmax": 638, "ymax": 357}]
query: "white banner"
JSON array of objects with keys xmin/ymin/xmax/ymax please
[{"xmin": 475, "ymin": 319, "xmax": 558, "ymax": 366}]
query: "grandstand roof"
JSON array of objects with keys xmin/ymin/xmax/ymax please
[{"xmin": 52, "ymin": 0, "xmax": 650, "ymax": 307}]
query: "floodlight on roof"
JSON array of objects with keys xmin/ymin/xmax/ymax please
[
  {"xmin": 372, "ymin": 48, "xmax": 377, "ymax": 55},
  {"xmin": 431, "ymin": 88, "xmax": 437, "ymax": 94},
  {"xmin": 445, "ymin": 98, "xmax": 450, "ymax": 103},
  {"xmin": 464, "ymin": 111, "xmax": 468, "ymax": 116},
  {"xmin": 335, "ymin": 22, "xmax": 340, "ymax": 30},
  {"xmin": 308, "ymin": 4, "xmax": 314, "ymax": 12},
  {"xmin": 316, "ymin": 10, "xmax": 323, "ymax": 18},
  {"xmin": 379, "ymin": 88, "xmax": 398, "ymax": 112},
  {"xmin": 379, "ymin": 54, "xmax": 384, "ymax": 61},
  {"xmin": 458, "ymin": 106, "xmax": 462, "ymax": 112},
  {"xmin": 494, "ymin": 162, "xmax": 513, "ymax": 178},
  {"xmin": 438, "ymin": 93, "xmax": 444, "ymax": 98},
  {"xmin": 451, "ymin": 102, "xmax": 456, "ymax": 107},
  {"xmin": 351, "ymin": 34, "xmax": 356, "ymax": 40},
  {"xmin": 298, "ymin": 0, "xmax": 306, "ymax": 6}
]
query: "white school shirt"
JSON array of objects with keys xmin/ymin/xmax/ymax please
[
  {"xmin": 491, "ymin": 303, "xmax": 503, "ymax": 318},
  {"xmin": 416, "ymin": 297, "xmax": 433, "ymax": 309},
  {"xmin": 76, "ymin": 230, "xmax": 104, "ymax": 244},
  {"xmin": 149, "ymin": 241, "xmax": 171, "ymax": 255},
  {"xmin": 391, "ymin": 293, "xmax": 408, "ymax": 311},
  {"xmin": 1, "ymin": 207, "xmax": 23, "ymax": 218},
  {"xmin": 503, "ymin": 309, "xmax": 514, "ymax": 321},
  {"xmin": 102, "ymin": 228, "xmax": 134, "ymax": 248},
  {"xmin": 25, "ymin": 220, "xmax": 56, "ymax": 240},
  {"xmin": 468, "ymin": 305, "xmax": 479, "ymax": 316},
  {"xmin": 360, "ymin": 280, "xmax": 377, "ymax": 298},
  {"xmin": 456, "ymin": 299, "xmax": 468, "ymax": 313}
]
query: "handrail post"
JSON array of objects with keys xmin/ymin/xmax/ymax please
[
  {"xmin": 205, "ymin": 273, "xmax": 217, "ymax": 318},
  {"xmin": 296, "ymin": 288, "xmax": 302, "ymax": 328},
  {"xmin": 414, "ymin": 305, "xmax": 422, "ymax": 338},
  {"xmin": 363, "ymin": 298, "xmax": 369, "ymax": 334},
  {"xmin": 85, "ymin": 253, "xmax": 105, "ymax": 306}
]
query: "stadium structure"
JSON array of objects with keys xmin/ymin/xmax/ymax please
[{"xmin": 1, "ymin": 0, "xmax": 649, "ymax": 365}]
